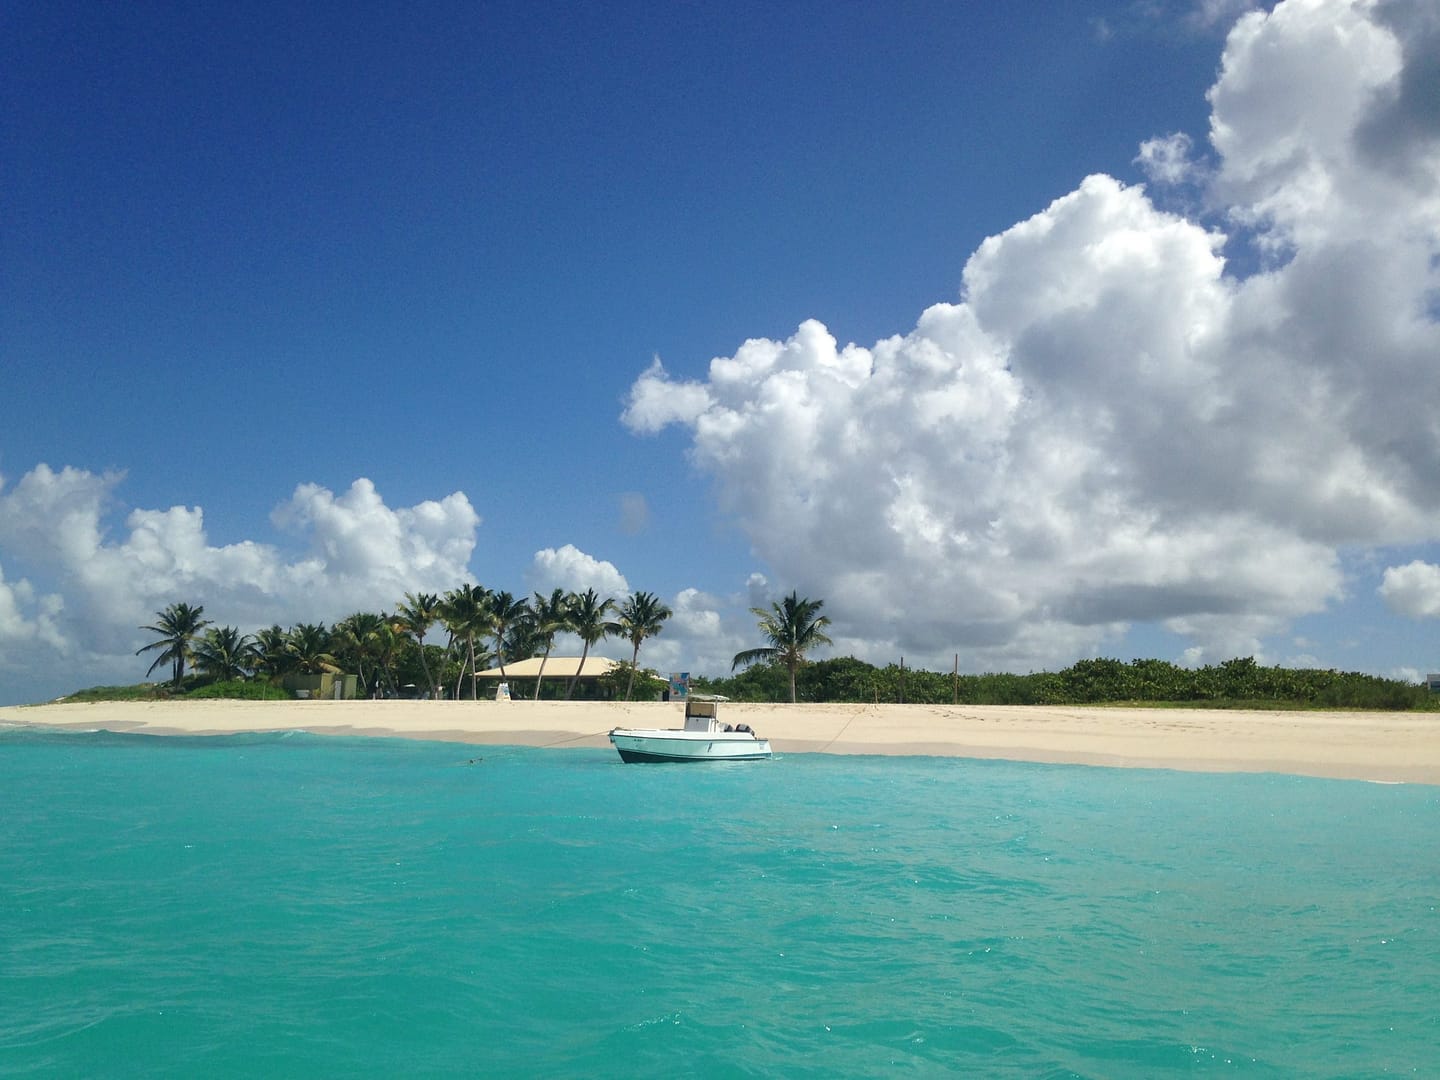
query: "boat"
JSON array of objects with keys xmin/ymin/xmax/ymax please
[{"xmin": 608, "ymin": 696, "xmax": 772, "ymax": 763}]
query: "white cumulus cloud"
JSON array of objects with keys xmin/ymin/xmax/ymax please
[
  {"xmin": 272, "ymin": 478, "xmax": 480, "ymax": 605},
  {"xmin": 0, "ymin": 466, "xmax": 481, "ymax": 698},
  {"xmin": 1379, "ymin": 560, "xmax": 1440, "ymax": 618},
  {"xmin": 528, "ymin": 544, "xmax": 630, "ymax": 598},
  {"xmin": 1136, "ymin": 132, "xmax": 1202, "ymax": 185},
  {"xmin": 0, "ymin": 561, "xmax": 64, "ymax": 651},
  {"xmin": 623, "ymin": 0, "xmax": 1440, "ymax": 673},
  {"xmin": 633, "ymin": 586, "xmax": 752, "ymax": 677}
]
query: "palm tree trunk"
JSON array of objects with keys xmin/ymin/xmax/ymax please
[
  {"xmin": 451, "ymin": 634, "xmax": 467, "ymax": 699},
  {"xmin": 534, "ymin": 647, "xmax": 551, "ymax": 701},
  {"xmin": 566, "ymin": 642, "xmax": 591, "ymax": 700},
  {"xmin": 788, "ymin": 659, "xmax": 798, "ymax": 703},
  {"xmin": 465, "ymin": 634, "xmax": 477, "ymax": 698},
  {"xmin": 625, "ymin": 642, "xmax": 640, "ymax": 700},
  {"xmin": 416, "ymin": 634, "xmax": 434, "ymax": 698},
  {"xmin": 443, "ymin": 634, "xmax": 461, "ymax": 699}
]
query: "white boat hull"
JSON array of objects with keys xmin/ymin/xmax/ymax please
[{"xmin": 608, "ymin": 728, "xmax": 772, "ymax": 763}]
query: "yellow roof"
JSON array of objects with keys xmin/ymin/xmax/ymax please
[{"xmin": 472, "ymin": 656, "xmax": 620, "ymax": 679}]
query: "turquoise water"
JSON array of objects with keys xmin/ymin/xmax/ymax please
[{"xmin": 2, "ymin": 728, "xmax": 1436, "ymax": 1078}]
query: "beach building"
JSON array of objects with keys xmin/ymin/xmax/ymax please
[
  {"xmin": 472, "ymin": 656, "xmax": 620, "ymax": 699},
  {"xmin": 282, "ymin": 672, "xmax": 360, "ymax": 700}
]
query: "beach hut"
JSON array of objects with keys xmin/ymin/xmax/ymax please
[{"xmin": 471, "ymin": 656, "xmax": 621, "ymax": 699}]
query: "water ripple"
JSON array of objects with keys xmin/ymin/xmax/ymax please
[{"xmin": 1, "ymin": 735, "xmax": 1436, "ymax": 1076}]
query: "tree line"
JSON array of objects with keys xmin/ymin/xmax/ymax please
[
  {"xmin": 697, "ymin": 654, "xmax": 1437, "ymax": 711},
  {"xmin": 132, "ymin": 588, "xmax": 835, "ymax": 704},
  {"xmin": 135, "ymin": 585, "xmax": 674, "ymax": 701},
  {"xmin": 132, "ymin": 589, "xmax": 1430, "ymax": 710}
]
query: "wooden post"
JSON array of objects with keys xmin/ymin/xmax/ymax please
[{"xmin": 899, "ymin": 656, "xmax": 905, "ymax": 704}]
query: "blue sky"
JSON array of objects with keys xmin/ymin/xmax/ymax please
[{"xmin": 3, "ymin": 0, "xmax": 1439, "ymax": 704}]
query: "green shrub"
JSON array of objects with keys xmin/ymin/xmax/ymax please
[
  {"xmin": 598, "ymin": 662, "xmax": 668, "ymax": 700},
  {"xmin": 59, "ymin": 683, "xmax": 168, "ymax": 703},
  {"xmin": 690, "ymin": 654, "xmax": 1436, "ymax": 710},
  {"xmin": 184, "ymin": 680, "xmax": 291, "ymax": 700}
]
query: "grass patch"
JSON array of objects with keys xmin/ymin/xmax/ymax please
[
  {"xmin": 59, "ymin": 683, "xmax": 168, "ymax": 703},
  {"xmin": 184, "ymin": 680, "xmax": 291, "ymax": 700},
  {"xmin": 54, "ymin": 680, "xmax": 292, "ymax": 703}
]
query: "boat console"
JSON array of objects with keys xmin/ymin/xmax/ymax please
[{"xmin": 683, "ymin": 698, "xmax": 722, "ymax": 732}]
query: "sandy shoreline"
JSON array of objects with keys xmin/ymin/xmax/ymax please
[{"xmin": 4, "ymin": 698, "xmax": 1438, "ymax": 784}]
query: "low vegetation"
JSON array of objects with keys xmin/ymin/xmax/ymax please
[
  {"xmin": 59, "ymin": 683, "xmax": 171, "ymax": 703},
  {"xmin": 55, "ymin": 678, "xmax": 292, "ymax": 703},
  {"xmin": 695, "ymin": 655, "xmax": 1438, "ymax": 711},
  {"xmin": 183, "ymin": 679, "xmax": 291, "ymax": 701},
  {"xmin": 62, "ymin": 654, "xmax": 1434, "ymax": 710}
]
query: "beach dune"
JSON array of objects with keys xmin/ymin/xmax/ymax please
[{"xmin": 4, "ymin": 698, "xmax": 1437, "ymax": 785}]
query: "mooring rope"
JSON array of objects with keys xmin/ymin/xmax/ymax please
[
  {"xmin": 819, "ymin": 712, "xmax": 857, "ymax": 753},
  {"xmin": 537, "ymin": 728, "xmax": 610, "ymax": 748}
]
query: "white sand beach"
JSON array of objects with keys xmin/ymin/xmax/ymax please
[{"xmin": 4, "ymin": 698, "xmax": 1437, "ymax": 784}]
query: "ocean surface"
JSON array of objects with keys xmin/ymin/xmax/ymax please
[{"xmin": 2, "ymin": 726, "xmax": 1436, "ymax": 1078}]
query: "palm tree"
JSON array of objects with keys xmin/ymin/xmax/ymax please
[
  {"xmin": 193, "ymin": 625, "xmax": 254, "ymax": 682},
  {"xmin": 565, "ymin": 588, "xmax": 617, "ymax": 700},
  {"xmin": 248, "ymin": 624, "xmax": 292, "ymax": 682},
  {"xmin": 502, "ymin": 615, "xmax": 544, "ymax": 668},
  {"xmin": 440, "ymin": 584, "xmax": 491, "ymax": 698},
  {"xmin": 368, "ymin": 616, "xmax": 404, "ymax": 696},
  {"xmin": 616, "ymin": 591, "xmax": 673, "ymax": 700},
  {"xmin": 285, "ymin": 622, "xmax": 341, "ymax": 675},
  {"xmin": 333, "ymin": 612, "xmax": 387, "ymax": 696},
  {"xmin": 527, "ymin": 588, "xmax": 574, "ymax": 700},
  {"xmin": 488, "ymin": 591, "xmax": 530, "ymax": 681},
  {"xmin": 396, "ymin": 591, "xmax": 442, "ymax": 698},
  {"xmin": 136, "ymin": 602, "xmax": 211, "ymax": 690},
  {"xmin": 732, "ymin": 591, "xmax": 833, "ymax": 703}
]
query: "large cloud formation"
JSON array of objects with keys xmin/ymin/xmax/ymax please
[
  {"xmin": 0, "ymin": 466, "xmax": 481, "ymax": 694},
  {"xmin": 625, "ymin": 0, "xmax": 1440, "ymax": 670}
]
